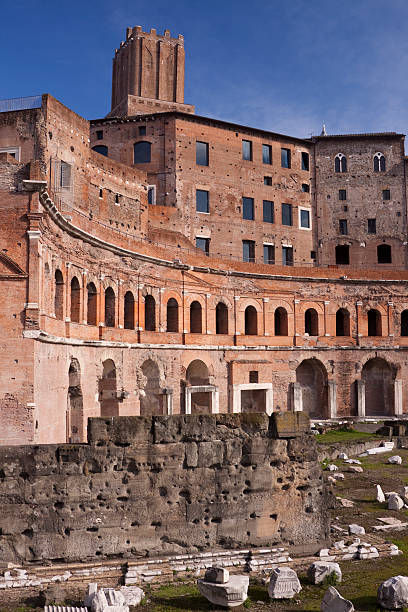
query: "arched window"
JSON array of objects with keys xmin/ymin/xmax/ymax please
[
  {"xmin": 336, "ymin": 308, "xmax": 350, "ymax": 336},
  {"xmin": 124, "ymin": 291, "xmax": 135, "ymax": 330},
  {"xmin": 334, "ymin": 153, "xmax": 347, "ymax": 173},
  {"xmin": 274, "ymin": 307, "xmax": 288, "ymax": 336},
  {"xmin": 190, "ymin": 301, "xmax": 202, "ymax": 334},
  {"xmin": 216, "ymin": 302, "xmax": 228, "ymax": 334},
  {"xmin": 92, "ymin": 145, "xmax": 108, "ymax": 157},
  {"xmin": 377, "ymin": 244, "xmax": 392, "ymax": 264},
  {"xmin": 144, "ymin": 295, "xmax": 156, "ymax": 331},
  {"xmin": 134, "ymin": 141, "xmax": 151, "ymax": 164},
  {"xmin": 368, "ymin": 309, "xmax": 382, "ymax": 336},
  {"xmin": 305, "ymin": 308, "xmax": 318, "ymax": 336},
  {"xmin": 87, "ymin": 282, "xmax": 97, "ymax": 326},
  {"xmin": 373, "ymin": 152, "xmax": 386, "ymax": 172},
  {"xmin": 401, "ymin": 310, "xmax": 408, "ymax": 337},
  {"xmin": 104, "ymin": 287, "xmax": 115, "ymax": 327},
  {"xmin": 245, "ymin": 305, "xmax": 257, "ymax": 335},
  {"xmin": 166, "ymin": 298, "xmax": 179, "ymax": 332},
  {"xmin": 70, "ymin": 277, "xmax": 80, "ymax": 323},
  {"xmin": 54, "ymin": 269, "xmax": 64, "ymax": 320}
]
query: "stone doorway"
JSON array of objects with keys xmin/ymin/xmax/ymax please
[
  {"xmin": 67, "ymin": 358, "xmax": 83, "ymax": 442},
  {"xmin": 99, "ymin": 359, "xmax": 119, "ymax": 417},
  {"xmin": 362, "ymin": 358, "xmax": 395, "ymax": 416},
  {"xmin": 140, "ymin": 359, "xmax": 164, "ymax": 416},
  {"xmin": 295, "ymin": 359, "xmax": 328, "ymax": 419}
]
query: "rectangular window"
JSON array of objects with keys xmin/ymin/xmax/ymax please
[
  {"xmin": 339, "ymin": 189, "xmax": 347, "ymax": 200},
  {"xmin": 282, "ymin": 246, "xmax": 293, "ymax": 266},
  {"xmin": 281, "ymin": 148, "xmax": 291, "ymax": 168},
  {"xmin": 196, "ymin": 237, "xmax": 209, "ymax": 255},
  {"xmin": 382, "ymin": 189, "xmax": 390, "ymax": 200},
  {"xmin": 138, "ymin": 126, "xmax": 146, "ymax": 136},
  {"xmin": 302, "ymin": 183, "xmax": 310, "ymax": 193},
  {"xmin": 300, "ymin": 208, "xmax": 310, "ymax": 229},
  {"xmin": 263, "ymin": 200, "xmax": 274, "ymax": 223},
  {"xmin": 249, "ymin": 370, "xmax": 259, "ymax": 383},
  {"xmin": 301, "ymin": 152, "xmax": 309, "ymax": 171},
  {"xmin": 264, "ymin": 176, "xmax": 272, "ymax": 186},
  {"xmin": 242, "ymin": 139, "xmax": 252, "ymax": 161},
  {"xmin": 60, "ymin": 161, "xmax": 72, "ymax": 189},
  {"xmin": 243, "ymin": 240, "xmax": 255, "ymax": 262},
  {"xmin": 263, "ymin": 244, "xmax": 275, "ymax": 264},
  {"xmin": 339, "ymin": 219, "xmax": 348, "ymax": 235},
  {"xmin": 242, "ymin": 196, "xmax": 254, "ymax": 220},
  {"xmin": 96, "ymin": 130, "xmax": 103, "ymax": 140},
  {"xmin": 196, "ymin": 189, "xmax": 209, "ymax": 213},
  {"xmin": 368, "ymin": 218, "xmax": 376, "ymax": 234},
  {"xmin": 311, "ymin": 250, "xmax": 317, "ymax": 260},
  {"xmin": 282, "ymin": 203, "xmax": 293, "ymax": 226},
  {"xmin": 262, "ymin": 144, "xmax": 272, "ymax": 164},
  {"xmin": 196, "ymin": 141, "xmax": 209, "ymax": 166}
]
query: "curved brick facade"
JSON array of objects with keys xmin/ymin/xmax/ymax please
[{"xmin": 1, "ymin": 28, "xmax": 408, "ymax": 444}]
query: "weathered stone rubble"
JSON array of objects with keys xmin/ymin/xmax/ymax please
[
  {"xmin": 0, "ymin": 413, "xmax": 330, "ymax": 563},
  {"xmin": 268, "ymin": 567, "xmax": 301, "ymax": 599},
  {"xmin": 377, "ymin": 575, "xmax": 408, "ymax": 610},
  {"xmin": 197, "ymin": 566, "xmax": 249, "ymax": 608},
  {"xmin": 308, "ymin": 561, "xmax": 342, "ymax": 585},
  {"xmin": 321, "ymin": 586, "xmax": 354, "ymax": 611}
]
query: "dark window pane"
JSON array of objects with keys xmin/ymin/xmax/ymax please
[
  {"xmin": 242, "ymin": 140, "xmax": 252, "ymax": 161},
  {"xmin": 243, "ymin": 240, "xmax": 255, "ymax": 262},
  {"xmin": 96, "ymin": 130, "xmax": 103, "ymax": 140},
  {"xmin": 335, "ymin": 245, "xmax": 349, "ymax": 264},
  {"xmin": 300, "ymin": 209, "xmax": 310, "ymax": 228},
  {"xmin": 243, "ymin": 197, "xmax": 254, "ymax": 220},
  {"xmin": 282, "ymin": 246, "xmax": 293, "ymax": 266},
  {"xmin": 134, "ymin": 141, "xmax": 151, "ymax": 163},
  {"xmin": 139, "ymin": 126, "xmax": 146, "ymax": 136},
  {"xmin": 264, "ymin": 176, "xmax": 272, "ymax": 185},
  {"xmin": 339, "ymin": 219, "xmax": 348, "ymax": 235},
  {"xmin": 377, "ymin": 244, "xmax": 391, "ymax": 263},
  {"xmin": 282, "ymin": 203, "xmax": 292, "ymax": 226},
  {"xmin": 263, "ymin": 244, "xmax": 275, "ymax": 264},
  {"xmin": 263, "ymin": 200, "xmax": 274, "ymax": 223},
  {"xmin": 339, "ymin": 189, "xmax": 347, "ymax": 200},
  {"xmin": 196, "ymin": 141, "xmax": 209, "ymax": 166},
  {"xmin": 383, "ymin": 189, "xmax": 390, "ymax": 200},
  {"xmin": 92, "ymin": 145, "xmax": 108, "ymax": 157},
  {"xmin": 281, "ymin": 148, "xmax": 291, "ymax": 168},
  {"xmin": 368, "ymin": 218, "xmax": 376, "ymax": 234},
  {"xmin": 262, "ymin": 144, "xmax": 272, "ymax": 164},
  {"xmin": 301, "ymin": 152, "xmax": 309, "ymax": 171},
  {"xmin": 302, "ymin": 183, "xmax": 310, "ymax": 192},
  {"xmin": 196, "ymin": 189, "xmax": 209, "ymax": 213},
  {"xmin": 196, "ymin": 237, "xmax": 209, "ymax": 255}
]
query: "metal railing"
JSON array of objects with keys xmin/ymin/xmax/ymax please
[{"xmin": 0, "ymin": 96, "xmax": 42, "ymax": 113}]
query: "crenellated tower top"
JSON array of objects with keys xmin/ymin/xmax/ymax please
[{"xmin": 109, "ymin": 26, "xmax": 194, "ymax": 118}]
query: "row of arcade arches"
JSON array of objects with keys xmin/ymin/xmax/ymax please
[{"xmin": 56, "ymin": 272, "xmax": 407, "ymax": 337}]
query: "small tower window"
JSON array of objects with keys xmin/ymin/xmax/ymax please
[
  {"xmin": 335, "ymin": 153, "xmax": 347, "ymax": 173},
  {"xmin": 374, "ymin": 152, "xmax": 386, "ymax": 172}
]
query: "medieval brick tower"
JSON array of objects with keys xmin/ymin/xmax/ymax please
[{"xmin": 110, "ymin": 26, "xmax": 195, "ymax": 117}]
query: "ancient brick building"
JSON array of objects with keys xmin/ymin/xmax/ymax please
[{"xmin": 1, "ymin": 26, "xmax": 408, "ymax": 445}]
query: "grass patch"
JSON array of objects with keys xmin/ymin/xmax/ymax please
[{"xmin": 315, "ymin": 428, "xmax": 381, "ymax": 444}]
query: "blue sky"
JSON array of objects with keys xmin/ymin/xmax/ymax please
[{"xmin": 2, "ymin": 0, "xmax": 408, "ymax": 139}]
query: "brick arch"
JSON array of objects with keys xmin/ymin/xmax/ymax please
[
  {"xmin": 297, "ymin": 301, "xmax": 324, "ymax": 315},
  {"xmin": 362, "ymin": 357, "xmax": 396, "ymax": 416},
  {"xmin": 296, "ymin": 358, "xmax": 329, "ymax": 419},
  {"xmin": 209, "ymin": 295, "xmax": 233, "ymax": 310},
  {"xmin": 267, "ymin": 299, "xmax": 293, "ymax": 314},
  {"xmin": 184, "ymin": 294, "xmax": 206, "ymax": 309},
  {"xmin": 101, "ymin": 280, "xmax": 118, "ymax": 295},
  {"xmin": 181, "ymin": 355, "xmax": 214, "ymax": 379},
  {"xmin": 162, "ymin": 290, "xmax": 182, "ymax": 306},
  {"xmin": 237, "ymin": 298, "xmax": 263, "ymax": 312},
  {"xmin": 362, "ymin": 303, "xmax": 387, "ymax": 316}
]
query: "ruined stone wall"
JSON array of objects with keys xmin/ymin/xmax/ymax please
[{"xmin": 0, "ymin": 413, "xmax": 330, "ymax": 564}]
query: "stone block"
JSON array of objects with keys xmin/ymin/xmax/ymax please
[
  {"xmin": 378, "ymin": 575, "xmax": 408, "ymax": 610},
  {"xmin": 321, "ymin": 586, "xmax": 354, "ymax": 611},
  {"xmin": 308, "ymin": 561, "xmax": 342, "ymax": 585},
  {"xmin": 204, "ymin": 566, "xmax": 229, "ymax": 583},
  {"xmin": 197, "ymin": 574, "xmax": 249, "ymax": 608},
  {"xmin": 270, "ymin": 411, "xmax": 310, "ymax": 439},
  {"xmin": 88, "ymin": 417, "xmax": 153, "ymax": 446},
  {"xmin": 268, "ymin": 567, "xmax": 301, "ymax": 599}
]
